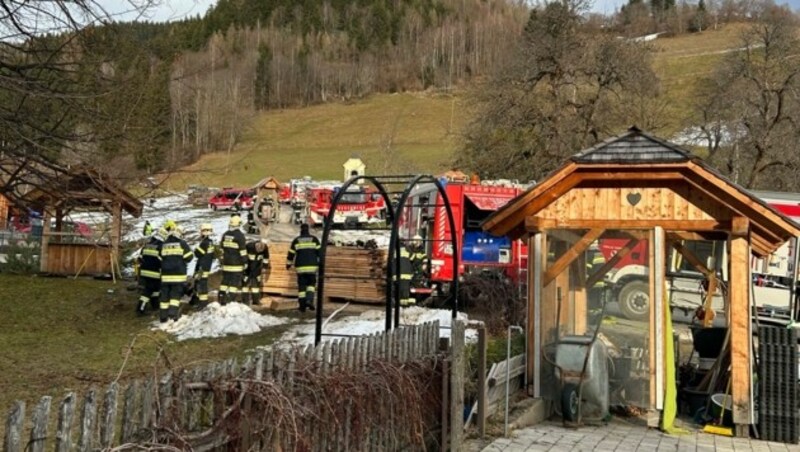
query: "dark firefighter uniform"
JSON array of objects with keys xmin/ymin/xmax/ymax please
[
  {"xmin": 136, "ymin": 232, "xmax": 164, "ymax": 315},
  {"xmin": 158, "ymin": 232, "xmax": 193, "ymax": 322},
  {"xmin": 396, "ymin": 244, "xmax": 417, "ymax": 306},
  {"xmin": 286, "ymin": 225, "xmax": 320, "ymax": 312},
  {"xmin": 193, "ymin": 234, "xmax": 215, "ymax": 307},
  {"xmin": 219, "ymin": 220, "xmax": 247, "ymax": 304},
  {"xmin": 245, "ymin": 241, "xmax": 270, "ymax": 305}
]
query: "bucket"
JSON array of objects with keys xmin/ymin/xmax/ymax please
[
  {"xmin": 709, "ymin": 393, "xmax": 734, "ymax": 427},
  {"xmin": 682, "ymin": 387, "xmax": 708, "ymax": 417}
]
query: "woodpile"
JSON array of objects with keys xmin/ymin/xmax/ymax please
[{"xmin": 263, "ymin": 243, "xmax": 387, "ymax": 304}]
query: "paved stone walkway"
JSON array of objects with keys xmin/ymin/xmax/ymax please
[{"xmin": 478, "ymin": 420, "xmax": 799, "ymax": 451}]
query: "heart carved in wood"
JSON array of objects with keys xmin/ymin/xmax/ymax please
[{"xmin": 626, "ymin": 192, "xmax": 642, "ymax": 206}]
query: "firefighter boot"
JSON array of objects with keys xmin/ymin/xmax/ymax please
[
  {"xmin": 218, "ymin": 292, "xmax": 227, "ymax": 306},
  {"xmin": 251, "ymin": 292, "xmax": 261, "ymax": 306}
]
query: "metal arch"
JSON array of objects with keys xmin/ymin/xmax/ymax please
[
  {"xmin": 315, "ymin": 175, "xmax": 396, "ymax": 345},
  {"xmin": 388, "ymin": 175, "xmax": 459, "ymax": 329}
]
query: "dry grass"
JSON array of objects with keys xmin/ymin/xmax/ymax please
[
  {"xmin": 170, "ymin": 25, "xmax": 747, "ymax": 189},
  {"xmin": 652, "ymin": 23, "xmax": 748, "ymax": 132},
  {"xmin": 0, "ymin": 274, "xmax": 287, "ymax": 418},
  {"xmin": 170, "ymin": 92, "xmax": 468, "ymax": 190}
]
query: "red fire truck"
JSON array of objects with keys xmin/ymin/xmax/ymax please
[
  {"xmin": 306, "ymin": 184, "xmax": 387, "ymax": 227},
  {"xmin": 602, "ymin": 190, "xmax": 800, "ymax": 321},
  {"xmin": 403, "ymin": 178, "xmax": 529, "ymax": 299}
]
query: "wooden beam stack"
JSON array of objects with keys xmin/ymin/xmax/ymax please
[{"xmin": 263, "ymin": 243, "xmax": 387, "ymax": 304}]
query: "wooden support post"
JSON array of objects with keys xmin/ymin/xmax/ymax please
[
  {"xmin": 729, "ymin": 216, "xmax": 752, "ymax": 433},
  {"xmin": 39, "ymin": 209, "xmax": 51, "ymax": 273},
  {"xmin": 449, "ymin": 320, "xmax": 465, "ymax": 451},
  {"xmin": 530, "ymin": 233, "xmax": 542, "ymax": 396},
  {"xmin": 477, "ymin": 326, "xmax": 487, "ymax": 438},
  {"xmin": 571, "ymin": 257, "xmax": 587, "ymax": 336},
  {"xmin": 111, "ymin": 202, "xmax": 122, "ymax": 278}
]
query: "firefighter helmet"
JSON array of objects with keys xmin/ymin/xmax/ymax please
[
  {"xmin": 164, "ymin": 219, "xmax": 177, "ymax": 231},
  {"xmin": 229, "ymin": 215, "xmax": 242, "ymax": 227},
  {"xmin": 200, "ymin": 223, "xmax": 213, "ymax": 236}
]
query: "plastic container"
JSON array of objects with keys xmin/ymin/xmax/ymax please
[{"xmin": 709, "ymin": 393, "xmax": 734, "ymax": 427}]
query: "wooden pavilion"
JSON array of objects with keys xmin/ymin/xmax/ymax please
[
  {"xmin": 9, "ymin": 165, "xmax": 142, "ymax": 275},
  {"xmin": 482, "ymin": 127, "xmax": 800, "ymax": 435}
]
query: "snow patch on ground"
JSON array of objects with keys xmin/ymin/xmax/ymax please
[
  {"xmin": 327, "ymin": 230, "xmax": 390, "ymax": 248},
  {"xmin": 278, "ymin": 306, "xmax": 477, "ymax": 347},
  {"xmin": 154, "ymin": 302, "xmax": 290, "ymax": 341}
]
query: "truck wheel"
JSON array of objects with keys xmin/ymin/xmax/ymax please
[
  {"xmin": 561, "ymin": 383, "xmax": 580, "ymax": 422},
  {"xmin": 618, "ymin": 280, "xmax": 650, "ymax": 322}
]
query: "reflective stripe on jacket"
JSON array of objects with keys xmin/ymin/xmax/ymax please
[
  {"xmin": 221, "ymin": 229, "xmax": 247, "ymax": 272},
  {"xmin": 194, "ymin": 237, "xmax": 215, "ymax": 274},
  {"xmin": 159, "ymin": 235, "xmax": 193, "ymax": 282},
  {"xmin": 138, "ymin": 236, "xmax": 162, "ymax": 280},
  {"xmin": 246, "ymin": 241, "xmax": 270, "ymax": 277},
  {"xmin": 287, "ymin": 234, "xmax": 320, "ymax": 274}
]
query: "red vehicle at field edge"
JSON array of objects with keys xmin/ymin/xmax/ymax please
[
  {"xmin": 208, "ymin": 188, "xmax": 255, "ymax": 211},
  {"xmin": 306, "ymin": 185, "xmax": 386, "ymax": 227}
]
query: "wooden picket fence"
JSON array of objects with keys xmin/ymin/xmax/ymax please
[{"xmin": 3, "ymin": 320, "xmax": 465, "ymax": 451}]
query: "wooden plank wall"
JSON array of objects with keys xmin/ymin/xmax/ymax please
[
  {"xmin": 44, "ymin": 243, "xmax": 111, "ymax": 276},
  {"xmin": 536, "ymin": 186, "xmax": 730, "ymax": 222},
  {"xmin": 3, "ymin": 321, "xmax": 446, "ymax": 452}
]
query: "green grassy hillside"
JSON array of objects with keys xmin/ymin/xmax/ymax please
[
  {"xmin": 173, "ymin": 92, "xmax": 467, "ymax": 189},
  {"xmin": 174, "ymin": 24, "xmax": 746, "ymax": 189}
]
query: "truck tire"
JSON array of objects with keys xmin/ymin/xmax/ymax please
[
  {"xmin": 561, "ymin": 383, "xmax": 580, "ymax": 422},
  {"xmin": 618, "ymin": 280, "xmax": 650, "ymax": 322}
]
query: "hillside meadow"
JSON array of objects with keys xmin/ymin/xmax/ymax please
[{"xmin": 172, "ymin": 24, "xmax": 747, "ymax": 189}]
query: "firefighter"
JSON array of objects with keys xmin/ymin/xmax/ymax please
[
  {"xmin": 245, "ymin": 239, "xmax": 270, "ymax": 305},
  {"xmin": 193, "ymin": 223, "xmax": 216, "ymax": 309},
  {"xmin": 158, "ymin": 226, "xmax": 193, "ymax": 322},
  {"xmin": 142, "ymin": 220, "xmax": 153, "ymax": 237},
  {"xmin": 408, "ymin": 235, "xmax": 428, "ymax": 300},
  {"xmin": 286, "ymin": 223, "xmax": 320, "ymax": 312},
  {"xmin": 219, "ymin": 214, "xmax": 247, "ymax": 305},
  {"xmin": 135, "ymin": 227, "xmax": 165, "ymax": 316},
  {"xmin": 397, "ymin": 240, "xmax": 416, "ymax": 306}
]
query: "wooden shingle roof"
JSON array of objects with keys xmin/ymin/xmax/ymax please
[{"xmin": 572, "ymin": 126, "xmax": 692, "ymax": 164}]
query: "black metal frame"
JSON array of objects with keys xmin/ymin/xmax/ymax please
[{"xmin": 315, "ymin": 174, "xmax": 459, "ymax": 345}]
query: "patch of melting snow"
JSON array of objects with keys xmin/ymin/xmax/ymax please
[
  {"xmin": 154, "ymin": 302, "xmax": 290, "ymax": 341},
  {"xmin": 278, "ymin": 306, "xmax": 477, "ymax": 347}
]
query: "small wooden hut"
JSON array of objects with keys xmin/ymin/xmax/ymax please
[
  {"xmin": 483, "ymin": 127, "xmax": 800, "ymax": 435},
  {"xmin": 20, "ymin": 166, "xmax": 142, "ymax": 276}
]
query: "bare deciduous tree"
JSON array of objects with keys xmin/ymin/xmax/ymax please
[
  {"xmin": 0, "ymin": 1, "xmax": 156, "ymax": 205},
  {"xmin": 457, "ymin": 0, "xmax": 662, "ymax": 182},
  {"xmin": 696, "ymin": 3, "xmax": 800, "ymax": 190}
]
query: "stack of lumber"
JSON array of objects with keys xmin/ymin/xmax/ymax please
[
  {"xmin": 325, "ymin": 247, "xmax": 387, "ymax": 303},
  {"xmin": 262, "ymin": 243, "xmax": 298, "ymax": 296},
  {"xmin": 262, "ymin": 243, "xmax": 387, "ymax": 304}
]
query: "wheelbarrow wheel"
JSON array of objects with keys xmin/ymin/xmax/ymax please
[{"xmin": 562, "ymin": 383, "xmax": 580, "ymax": 422}]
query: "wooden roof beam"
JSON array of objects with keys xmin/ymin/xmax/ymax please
[{"xmin": 543, "ymin": 229, "xmax": 605, "ymax": 286}]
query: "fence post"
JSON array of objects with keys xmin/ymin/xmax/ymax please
[
  {"xmin": 121, "ymin": 382, "xmax": 138, "ymax": 442},
  {"xmin": 449, "ymin": 320, "xmax": 465, "ymax": 451},
  {"xmin": 55, "ymin": 392, "xmax": 76, "ymax": 452},
  {"xmin": 477, "ymin": 326, "xmax": 487, "ymax": 438},
  {"xmin": 4, "ymin": 401, "xmax": 24, "ymax": 452},
  {"xmin": 77, "ymin": 390, "xmax": 97, "ymax": 452},
  {"xmin": 29, "ymin": 396, "xmax": 51, "ymax": 452},
  {"xmin": 99, "ymin": 382, "xmax": 119, "ymax": 448}
]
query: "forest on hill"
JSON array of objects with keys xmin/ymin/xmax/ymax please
[{"xmin": 2, "ymin": 0, "xmax": 800, "ymax": 199}]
